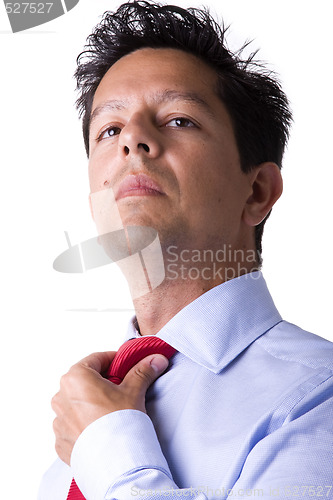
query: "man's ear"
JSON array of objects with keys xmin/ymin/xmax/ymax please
[{"xmin": 243, "ymin": 162, "xmax": 283, "ymax": 227}]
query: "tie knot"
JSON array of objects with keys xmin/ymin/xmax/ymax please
[{"xmin": 106, "ymin": 336, "xmax": 177, "ymax": 384}]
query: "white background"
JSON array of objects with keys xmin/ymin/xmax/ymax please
[{"xmin": 0, "ymin": 0, "xmax": 332, "ymax": 496}]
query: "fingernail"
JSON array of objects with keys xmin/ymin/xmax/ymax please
[{"xmin": 150, "ymin": 355, "xmax": 169, "ymax": 374}]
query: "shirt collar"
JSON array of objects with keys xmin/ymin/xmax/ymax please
[{"xmin": 125, "ymin": 271, "xmax": 282, "ymax": 374}]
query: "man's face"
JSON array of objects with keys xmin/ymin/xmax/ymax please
[{"xmin": 88, "ymin": 48, "xmax": 252, "ymax": 252}]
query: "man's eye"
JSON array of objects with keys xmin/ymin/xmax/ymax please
[
  {"xmin": 166, "ymin": 117, "xmax": 195, "ymax": 128},
  {"xmin": 97, "ymin": 126, "xmax": 121, "ymax": 141}
]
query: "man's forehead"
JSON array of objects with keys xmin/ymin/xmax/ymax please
[{"xmin": 90, "ymin": 47, "xmax": 220, "ymax": 106}]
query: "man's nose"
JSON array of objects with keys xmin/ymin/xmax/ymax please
[{"xmin": 118, "ymin": 115, "xmax": 162, "ymax": 158}]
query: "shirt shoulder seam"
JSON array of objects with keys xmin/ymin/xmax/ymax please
[{"xmin": 266, "ymin": 370, "xmax": 333, "ymax": 434}]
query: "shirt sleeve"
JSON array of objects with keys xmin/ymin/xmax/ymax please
[
  {"xmin": 70, "ymin": 409, "xmax": 208, "ymax": 500},
  {"xmin": 231, "ymin": 377, "xmax": 333, "ymax": 498}
]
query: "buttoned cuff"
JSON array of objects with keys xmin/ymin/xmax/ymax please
[{"xmin": 70, "ymin": 409, "xmax": 172, "ymax": 499}]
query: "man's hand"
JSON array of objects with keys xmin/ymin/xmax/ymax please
[{"xmin": 51, "ymin": 351, "xmax": 169, "ymax": 465}]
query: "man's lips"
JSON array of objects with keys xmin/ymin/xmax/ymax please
[{"xmin": 115, "ymin": 174, "xmax": 165, "ymax": 201}]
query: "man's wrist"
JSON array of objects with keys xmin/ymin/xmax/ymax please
[{"xmin": 71, "ymin": 409, "xmax": 171, "ymax": 498}]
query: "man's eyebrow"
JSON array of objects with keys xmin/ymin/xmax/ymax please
[
  {"xmin": 154, "ymin": 90, "xmax": 215, "ymax": 116},
  {"xmin": 89, "ymin": 89, "xmax": 215, "ymax": 126},
  {"xmin": 90, "ymin": 99, "xmax": 128, "ymax": 125}
]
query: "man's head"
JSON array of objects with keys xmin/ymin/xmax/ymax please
[{"xmin": 75, "ymin": 0, "xmax": 292, "ymax": 263}]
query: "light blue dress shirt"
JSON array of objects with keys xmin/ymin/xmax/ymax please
[{"xmin": 39, "ymin": 272, "xmax": 333, "ymax": 499}]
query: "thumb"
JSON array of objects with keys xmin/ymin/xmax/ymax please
[
  {"xmin": 149, "ymin": 355, "xmax": 170, "ymax": 376},
  {"xmin": 122, "ymin": 354, "xmax": 169, "ymax": 396}
]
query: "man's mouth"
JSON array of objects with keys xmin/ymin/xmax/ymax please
[{"xmin": 115, "ymin": 173, "xmax": 165, "ymax": 201}]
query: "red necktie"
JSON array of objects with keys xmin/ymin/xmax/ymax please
[{"xmin": 66, "ymin": 336, "xmax": 176, "ymax": 500}]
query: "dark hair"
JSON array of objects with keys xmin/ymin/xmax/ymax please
[{"xmin": 74, "ymin": 0, "xmax": 292, "ymax": 260}]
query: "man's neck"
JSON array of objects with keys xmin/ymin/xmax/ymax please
[
  {"xmin": 132, "ymin": 276, "xmax": 212, "ymax": 335},
  {"xmin": 132, "ymin": 258, "xmax": 258, "ymax": 335}
]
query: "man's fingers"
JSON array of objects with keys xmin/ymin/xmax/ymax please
[
  {"xmin": 78, "ymin": 350, "xmax": 117, "ymax": 375},
  {"xmin": 122, "ymin": 354, "xmax": 169, "ymax": 396}
]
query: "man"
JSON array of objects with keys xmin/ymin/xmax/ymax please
[{"xmin": 39, "ymin": 1, "xmax": 333, "ymax": 498}]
